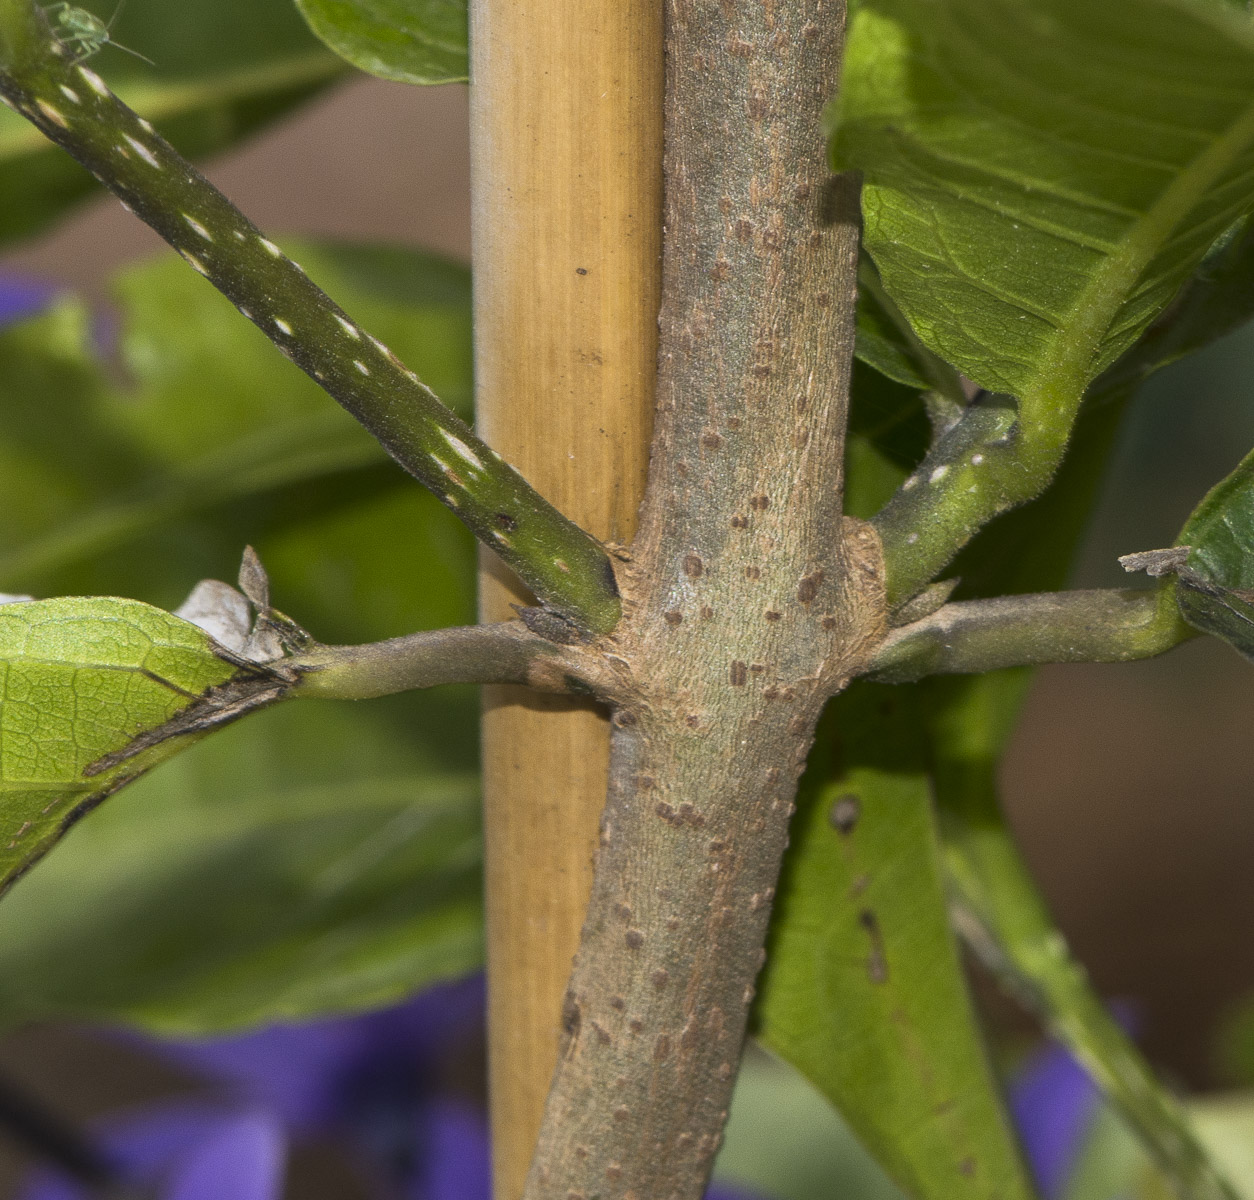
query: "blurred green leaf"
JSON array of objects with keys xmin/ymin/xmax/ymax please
[
  {"xmin": 714, "ymin": 1047, "xmax": 907, "ymax": 1200},
  {"xmin": 293, "ymin": 0, "xmax": 468, "ymax": 84},
  {"xmin": 0, "ymin": 240, "xmax": 480, "ymax": 1030},
  {"xmin": 0, "ymin": 0, "xmax": 345, "ymax": 247},
  {"xmin": 0, "ymin": 239, "xmax": 472, "ymax": 615},
  {"xmin": 0, "ymin": 699, "xmax": 481, "ymax": 1032},
  {"xmin": 1065, "ymin": 1093, "xmax": 1254, "ymax": 1200},
  {"xmin": 758, "ymin": 685, "xmax": 1034, "ymax": 1200},
  {"xmin": 0, "ymin": 596, "xmax": 238, "ymax": 898},
  {"xmin": 835, "ymin": 0, "xmax": 1254, "ymax": 431},
  {"xmin": 844, "ymin": 361, "xmax": 931, "ymax": 520}
]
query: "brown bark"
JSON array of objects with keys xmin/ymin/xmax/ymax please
[{"xmin": 522, "ymin": 2, "xmax": 876, "ymax": 1196}]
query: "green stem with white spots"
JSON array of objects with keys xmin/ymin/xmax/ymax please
[{"xmin": 0, "ymin": 0, "xmax": 621, "ymax": 635}]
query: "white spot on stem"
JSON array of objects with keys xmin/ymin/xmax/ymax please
[
  {"xmin": 124, "ymin": 134, "xmax": 161, "ymax": 168},
  {"xmin": 440, "ymin": 430, "xmax": 484, "ymax": 471},
  {"xmin": 36, "ymin": 99, "xmax": 68, "ymax": 128},
  {"xmin": 79, "ymin": 67, "xmax": 110, "ymax": 97}
]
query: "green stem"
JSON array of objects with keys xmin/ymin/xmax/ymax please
[
  {"xmin": 0, "ymin": 0, "xmax": 620, "ymax": 634},
  {"xmin": 928, "ymin": 676, "xmax": 1237, "ymax": 1200},
  {"xmin": 871, "ymin": 392, "xmax": 1028, "ymax": 606},
  {"xmin": 940, "ymin": 781, "xmax": 1237, "ymax": 1200},
  {"xmin": 868, "ymin": 585, "xmax": 1195, "ymax": 683},
  {"xmin": 291, "ymin": 621, "xmax": 574, "ymax": 700}
]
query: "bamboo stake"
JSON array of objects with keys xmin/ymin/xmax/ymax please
[{"xmin": 468, "ymin": 3, "xmax": 663, "ymax": 1195}]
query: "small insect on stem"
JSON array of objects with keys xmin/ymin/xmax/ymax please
[{"xmin": 44, "ymin": 1, "xmax": 154, "ymax": 66}]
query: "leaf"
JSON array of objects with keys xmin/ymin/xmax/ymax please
[
  {"xmin": 0, "ymin": 241, "xmax": 481, "ymax": 1031},
  {"xmin": 714, "ymin": 1049, "xmax": 907, "ymax": 1200},
  {"xmin": 835, "ymin": 0, "xmax": 1254, "ymax": 435},
  {"xmin": 1064, "ymin": 1094, "xmax": 1254, "ymax": 1200},
  {"xmin": 845, "ymin": 361, "xmax": 932, "ymax": 520},
  {"xmin": 1098, "ymin": 216, "xmax": 1254, "ymax": 391},
  {"xmin": 0, "ymin": 239, "xmax": 472, "ymax": 609},
  {"xmin": 1174, "ymin": 447, "xmax": 1254, "ymax": 659},
  {"xmin": 856, "ymin": 256, "xmax": 967, "ymax": 401},
  {"xmin": 0, "ymin": 0, "xmax": 344, "ymax": 247},
  {"xmin": 293, "ymin": 0, "xmax": 468, "ymax": 85},
  {"xmin": 0, "ymin": 596, "xmax": 240, "ymax": 897},
  {"xmin": 0, "ymin": 700, "xmax": 482, "ymax": 1032},
  {"xmin": 758, "ymin": 685, "xmax": 1035, "ymax": 1200}
]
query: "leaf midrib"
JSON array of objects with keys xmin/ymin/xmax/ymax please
[{"xmin": 1027, "ymin": 97, "xmax": 1254, "ymax": 435}]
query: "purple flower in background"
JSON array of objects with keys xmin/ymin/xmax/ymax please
[
  {"xmin": 1008, "ymin": 1004, "xmax": 1138, "ymax": 1198},
  {"xmin": 1008, "ymin": 1039, "xmax": 1101, "ymax": 1199},
  {"xmin": 0, "ymin": 277, "xmax": 55, "ymax": 326},
  {"xmin": 19, "ymin": 975, "xmax": 489, "ymax": 1200},
  {"xmin": 18, "ymin": 972, "xmax": 770, "ymax": 1200},
  {"xmin": 22, "ymin": 1102, "xmax": 284, "ymax": 1200}
]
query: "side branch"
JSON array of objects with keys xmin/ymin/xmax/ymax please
[
  {"xmin": 0, "ymin": 0, "xmax": 620, "ymax": 635},
  {"xmin": 292, "ymin": 621, "xmax": 584, "ymax": 700},
  {"xmin": 868, "ymin": 586, "xmax": 1194, "ymax": 683}
]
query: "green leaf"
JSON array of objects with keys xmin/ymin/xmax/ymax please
[
  {"xmin": 856, "ymin": 256, "xmax": 967, "ymax": 401},
  {"xmin": 758, "ymin": 685, "xmax": 1035, "ymax": 1200},
  {"xmin": 0, "ymin": 699, "xmax": 482, "ymax": 1032},
  {"xmin": 1174, "ymin": 446, "xmax": 1254, "ymax": 659},
  {"xmin": 844, "ymin": 361, "xmax": 932, "ymax": 520},
  {"xmin": 293, "ymin": 0, "xmax": 468, "ymax": 84},
  {"xmin": 0, "ymin": 0, "xmax": 344, "ymax": 247},
  {"xmin": 0, "ymin": 241, "xmax": 481, "ymax": 1030},
  {"xmin": 0, "ymin": 596, "xmax": 239, "ymax": 898},
  {"xmin": 714, "ymin": 1048, "xmax": 907, "ymax": 1200},
  {"xmin": 1099, "ymin": 216, "xmax": 1254, "ymax": 391},
  {"xmin": 1065, "ymin": 1094, "xmax": 1254, "ymax": 1200},
  {"xmin": 836, "ymin": 0, "xmax": 1254, "ymax": 440},
  {"xmin": 0, "ymin": 239, "xmax": 472, "ymax": 607}
]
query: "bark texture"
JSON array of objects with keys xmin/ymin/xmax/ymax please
[{"xmin": 522, "ymin": 3, "xmax": 876, "ymax": 1197}]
